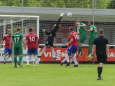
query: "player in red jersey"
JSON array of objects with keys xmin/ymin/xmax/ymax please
[
  {"xmin": 66, "ymin": 28, "xmax": 79, "ymax": 67},
  {"xmin": 2, "ymin": 29, "xmax": 12, "ymax": 64},
  {"xmin": 25, "ymin": 28, "xmax": 39, "ymax": 65}
]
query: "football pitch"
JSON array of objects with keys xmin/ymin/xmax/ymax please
[{"xmin": 0, "ymin": 64, "xmax": 115, "ymax": 86}]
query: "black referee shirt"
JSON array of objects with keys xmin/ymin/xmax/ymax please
[{"xmin": 94, "ymin": 36, "xmax": 108, "ymax": 54}]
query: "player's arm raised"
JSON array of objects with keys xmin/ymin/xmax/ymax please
[{"xmin": 51, "ymin": 13, "xmax": 64, "ymax": 33}]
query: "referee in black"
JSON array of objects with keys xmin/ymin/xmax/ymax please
[{"xmin": 91, "ymin": 29, "xmax": 109, "ymax": 80}]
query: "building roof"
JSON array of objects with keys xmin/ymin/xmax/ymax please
[{"xmin": 0, "ymin": 6, "xmax": 115, "ymax": 22}]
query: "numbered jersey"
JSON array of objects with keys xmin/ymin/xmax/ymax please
[
  {"xmin": 68, "ymin": 31, "xmax": 79, "ymax": 46},
  {"xmin": 26, "ymin": 32, "xmax": 39, "ymax": 49},
  {"xmin": 3, "ymin": 34, "xmax": 12, "ymax": 48},
  {"xmin": 12, "ymin": 32, "xmax": 23, "ymax": 47}
]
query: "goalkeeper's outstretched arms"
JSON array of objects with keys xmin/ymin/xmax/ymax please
[{"xmin": 51, "ymin": 13, "xmax": 64, "ymax": 36}]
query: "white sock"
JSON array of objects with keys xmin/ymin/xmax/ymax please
[
  {"xmin": 52, "ymin": 48, "xmax": 56, "ymax": 58},
  {"xmin": 73, "ymin": 55, "xmax": 78, "ymax": 65},
  {"xmin": 26, "ymin": 56, "xmax": 30, "ymax": 65},
  {"xmin": 35, "ymin": 56, "xmax": 40, "ymax": 64},
  {"xmin": 32, "ymin": 56, "xmax": 35, "ymax": 64}
]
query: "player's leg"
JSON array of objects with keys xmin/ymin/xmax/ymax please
[
  {"xmin": 70, "ymin": 46, "xmax": 79, "ymax": 67},
  {"xmin": 97, "ymin": 62, "xmax": 103, "ymax": 80},
  {"xmin": 97, "ymin": 54, "xmax": 103, "ymax": 80},
  {"xmin": 78, "ymin": 44, "xmax": 82, "ymax": 56},
  {"xmin": 6, "ymin": 48, "xmax": 12, "ymax": 63},
  {"xmin": 88, "ymin": 38, "xmax": 94, "ymax": 61},
  {"xmin": 60, "ymin": 53, "xmax": 69, "ymax": 66},
  {"xmin": 3, "ymin": 48, "xmax": 9, "ymax": 64},
  {"xmin": 8, "ymin": 48, "xmax": 12, "ymax": 62},
  {"xmin": 13, "ymin": 47, "xmax": 18, "ymax": 68},
  {"xmin": 73, "ymin": 54, "xmax": 79, "ymax": 67},
  {"xmin": 97, "ymin": 54, "xmax": 107, "ymax": 80},
  {"xmin": 51, "ymin": 47, "xmax": 56, "ymax": 58},
  {"xmin": 33, "ymin": 48, "xmax": 40, "ymax": 64},
  {"xmin": 40, "ymin": 46, "xmax": 46, "ymax": 56},
  {"xmin": 60, "ymin": 57, "xmax": 67, "ymax": 65},
  {"xmin": 18, "ymin": 47, "xmax": 23, "ymax": 66},
  {"xmin": 26, "ymin": 48, "xmax": 32, "ymax": 65},
  {"xmin": 78, "ymin": 35, "xmax": 86, "ymax": 56},
  {"xmin": 66, "ymin": 47, "xmax": 72, "ymax": 66}
]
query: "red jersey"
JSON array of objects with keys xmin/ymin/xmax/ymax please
[
  {"xmin": 26, "ymin": 32, "xmax": 39, "ymax": 49},
  {"xmin": 68, "ymin": 31, "xmax": 79, "ymax": 46},
  {"xmin": 3, "ymin": 34, "xmax": 12, "ymax": 48}
]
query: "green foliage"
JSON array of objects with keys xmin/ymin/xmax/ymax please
[
  {"xmin": 107, "ymin": 0, "xmax": 115, "ymax": 8},
  {"xmin": 0, "ymin": 0, "xmax": 113, "ymax": 8}
]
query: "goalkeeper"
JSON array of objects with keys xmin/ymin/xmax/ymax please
[{"xmin": 40, "ymin": 13, "xmax": 64, "ymax": 58}]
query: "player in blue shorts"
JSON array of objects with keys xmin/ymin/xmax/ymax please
[
  {"xmin": 25, "ymin": 28, "xmax": 39, "ymax": 64},
  {"xmin": 66, "ymin": 29, "xmax": 79, "ymax": 67},
  {"xmin": 2, "ymin": 29, "xmax": 12, "ymax": 64}
]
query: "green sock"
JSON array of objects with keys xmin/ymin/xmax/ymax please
[
  {"xmin": 14, "ymin": 57, "xmax": 17, "ymax": 66},
  {"xmin": 78, "ymin": 47, "xmax": 82, "ymax": 55},
  {"xmin": 88, "ymin": 45, "xmax": 92, "ymax": 56},
  {"xmin": 18, "ymin": 56, "xmax": 23, "ymax": 64}
]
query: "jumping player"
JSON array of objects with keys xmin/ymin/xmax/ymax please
[
  {"xmin": 25, "ymin": 28, "xmax": 39, "ymax": 65},
  {"xmin": 2, "ymin": 29, "xmax": 12, "ymax": 64},
  {"xmin": 88, "ymin": 24, "xmax": 97, "ymax": 59},
  {"xmin": 12, "ymin": 28, "xmax": 24, "ymax": 68},
  {"xmin": 91, "ymin": 30, "xmax": 109, "ymax": 80},
  {"xmin": 75, "ymin": 21, "xmax": 87, "ymax": 56},
  {"xmin": 40, "ymin": 13, "xmax": 64, "ymax": 58}
]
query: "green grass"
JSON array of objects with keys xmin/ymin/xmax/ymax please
[{"xmin": 0, "ymin": 64, "xmax": 115, "ymax": 86}]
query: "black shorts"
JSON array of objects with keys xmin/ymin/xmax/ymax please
[
  {"xmin": 45, "ymin": 41, "xmax": 53, "ymax": 47},
  {"xmin": 96, "ymin": 53, "xmax": 107, "ymax": 63}
]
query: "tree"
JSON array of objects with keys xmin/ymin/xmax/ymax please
[{"xmin": 107, "ymin": 0, "xmax": 115, "ymax": 9}]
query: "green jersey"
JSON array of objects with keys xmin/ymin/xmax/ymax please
[
  {"xmin": 12, "ymin": 32, "xmax": 23, "ymax": 47},
  {"xmin": 89, "ymin": 25, "xmax": 97, "ymax": 38},
  {"xmin": 77, "ymin": 22, "xmax": 86, "ymax": 43},
  {"xmin": 79, "ymin": 22, "xmax": 86, "ymax": 34}
]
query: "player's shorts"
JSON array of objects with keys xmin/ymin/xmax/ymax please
[
  {"xmin": 45, "ymin": 40, "xmax": 53, "ymax": 47},
  {"xmin": 13, "ymin": 47, "xmax": 23, "ymax": 55},
  {"xmin": 67, "ymin": 45, "xmax": 78, "ymax": 56},
  {"xmin": 4, "ymin": 48, "xmax": 12, "ymax": 55},
  {"xmin": 89, "ymin": 38, "xmax": 95, "ymax": 45},
  {"xmin": 28, "ymin": 48, "xmax": 38, "ymax": 55},
  {"xmin": 96, "ymin": 53, "xmax": 107, "ymax": 63}
]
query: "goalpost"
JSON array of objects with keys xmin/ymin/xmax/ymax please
[
  {"xmin": 0, "ymin": 15, "xmax": 39, "ymax": 61},
  {"xmin": 0, "ymin": 14, "xmax": 39, "ymax": 43}
]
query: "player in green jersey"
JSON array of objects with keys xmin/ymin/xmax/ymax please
[
  {"xmin": 12, "ymin": 28, "xmax": 24, "ymax": 68},
  {"xmin": 75, "ymin": 21, "xmax": 87, "ymax": 56},
  {"xmin": 88, "ymin": 25, "xmax": 97, "ymax": 59}
]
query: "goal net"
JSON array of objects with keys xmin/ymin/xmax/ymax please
[
  {"xmin": 0, "ymin": 15, "xmax": 39, "ymax": 41},
  {"xmin": 0, "ymin": 15, "xmax": 39, "ymax": 61}
]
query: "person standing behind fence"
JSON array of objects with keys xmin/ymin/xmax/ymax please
[{"xmin": 91, "ymin": 30, "xmax": 109, "ymax": 80}]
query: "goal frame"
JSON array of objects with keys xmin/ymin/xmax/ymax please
[{"xmin": 0, "ymin": 14, "xmax": 39, "ymax": 36}]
